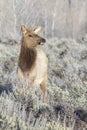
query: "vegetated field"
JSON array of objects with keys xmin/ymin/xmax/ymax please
[{"xmin": 0, "ymin": 37, "xmax": 87, "ymax": 130}]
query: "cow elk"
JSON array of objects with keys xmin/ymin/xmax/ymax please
[{"xmin": 18, "ymin": 25, "xmax": 48, "ymax": 103}]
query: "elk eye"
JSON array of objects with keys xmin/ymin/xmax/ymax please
[{"xmin": 28, "ymin": 35, "xmax": 32, "ymax": 37}]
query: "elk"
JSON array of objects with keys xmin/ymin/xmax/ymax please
[{"xmin": 18, "ymin": 25, "xmax": 48, "ymax": 102}]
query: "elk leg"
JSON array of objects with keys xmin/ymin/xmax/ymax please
[
  {"xmin": 18, "ymin": 68, "xmax": 23, "ymax": 80},
  {"xmin": 40, "ymin": 78, "xmax": 48, "ymax": 103}
]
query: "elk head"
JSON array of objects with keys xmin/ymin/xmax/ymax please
[{"xmin": 21, "ymin": 25, "xmax": 46, "ymax": 48}]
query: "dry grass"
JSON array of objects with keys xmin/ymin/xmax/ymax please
[{"xmin": 0, "ymin": 38, "xmax": 87, "ymax": 129}]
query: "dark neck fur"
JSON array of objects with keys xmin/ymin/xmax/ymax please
[{"xmin": 18, "ymin": 42, "xmax": 37, "ymax": 72}]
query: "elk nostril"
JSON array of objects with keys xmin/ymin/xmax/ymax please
[{"xmin": 42, "ymin": 38, "xmax": 46, "ymax": 43}]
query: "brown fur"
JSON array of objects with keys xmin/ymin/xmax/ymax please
[
  {"xmin": 18, "ymin": 42, "xmax": 37, "ymax": 72},
  {"xmin": 18, "ymin": 25, "xmax": 48, "ymax": 103}
]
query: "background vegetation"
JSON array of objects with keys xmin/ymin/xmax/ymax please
[{"xmin": 0, "ymin": 37, "xmax": 87, "ymax": 129}]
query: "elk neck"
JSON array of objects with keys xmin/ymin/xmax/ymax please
[{"xmin": 18, "ymin": 41, "xmax": 37, "ymax": 72}]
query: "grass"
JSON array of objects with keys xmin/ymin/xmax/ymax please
[{"xmin": 0, "ymin": 38, "xmax": 87, "ymax": 129}]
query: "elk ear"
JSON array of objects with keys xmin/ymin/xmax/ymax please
[
  {"xmin": 21, "ymin": 25, "xmax": 27, "ymax": 34},
  {"xmin": 34, "ymin": 26, "xmax": 41, "ymax": 34}
]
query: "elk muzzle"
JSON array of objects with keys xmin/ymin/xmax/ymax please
[{"xmin": 38, "ymin": 38, "xmax": 46, "ymax": 45}]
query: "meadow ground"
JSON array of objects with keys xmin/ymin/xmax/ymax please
[{"xmin": 0, "ymin": 38, "xmax": 87, "ymax": 130}]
